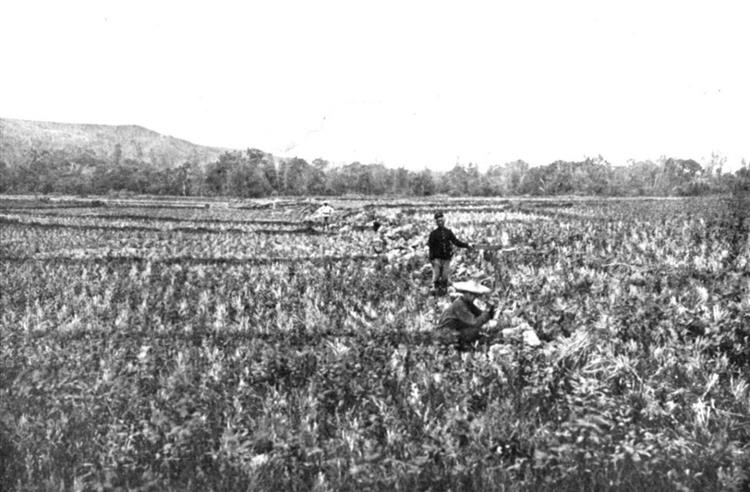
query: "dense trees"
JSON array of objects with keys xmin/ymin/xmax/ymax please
[{"xmin": 1, "ymin": 148, "xmax": 748, "ymax": 197}]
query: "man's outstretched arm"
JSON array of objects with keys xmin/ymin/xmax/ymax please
[{"xmin": 449, "ymin": 230, "xmax": 471, "ymax": 249}]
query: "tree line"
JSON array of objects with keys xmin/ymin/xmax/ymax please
[{"xmin": 1, "ymin": 148, "xmax": 748, "ymax": 197}]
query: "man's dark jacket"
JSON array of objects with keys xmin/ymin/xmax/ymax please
[
  {"xmin": 428, "ymin": 226, "xmax": 469, "ymax": 260},
  {"xmin": 436, "ymin": 296, "xmax": 492, "ymax": 346}
]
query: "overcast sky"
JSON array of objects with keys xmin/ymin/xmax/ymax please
[{"xmin": 2, "ymin": 0, "xmax": 749, "ymax": 171}]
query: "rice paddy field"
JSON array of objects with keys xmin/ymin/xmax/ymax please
[{"xmin": 1, "ymin": 194, "xmax": 749, "ymax": 491}]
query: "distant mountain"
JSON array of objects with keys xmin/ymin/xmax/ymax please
[{"xmin": 0, "ymin": 117, "xmax": 232, "ymax": 168}]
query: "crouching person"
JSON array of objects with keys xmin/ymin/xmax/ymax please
[{"xmin": 436, "ymin": 281, "xmax": 497, "ymax": 350}]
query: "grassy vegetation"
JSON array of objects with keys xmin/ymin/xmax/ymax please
[{"xmin": 1, "ymin": 195, "xmax": 749, "ymax": 491}]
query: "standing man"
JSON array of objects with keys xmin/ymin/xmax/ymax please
[
  {"xmin": 316, "ymin": 201, "xmax": 335, "ymax": 230},
  {"xmin": 372, "ymin": 221, "xmax": 388, "ymax": 254},
  {"xmin": 428, "ymin": 211, "xmax": 472, "ymax": 296}
]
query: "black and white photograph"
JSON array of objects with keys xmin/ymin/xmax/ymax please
[{"xmin": 1, "ymin": 1, "xmax": 749, "ymax": 490}]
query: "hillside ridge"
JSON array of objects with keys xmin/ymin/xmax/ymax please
[{"xmin": 0, "ymin": 117, "xmax": 234, "ymax": 168}]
